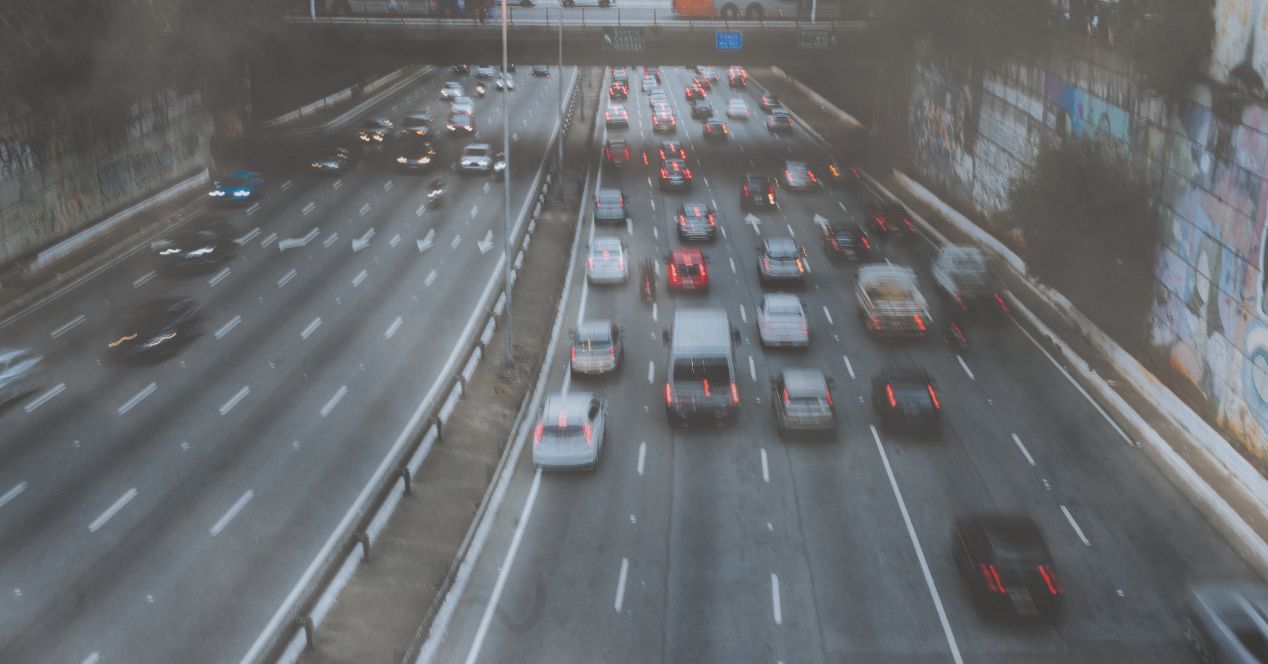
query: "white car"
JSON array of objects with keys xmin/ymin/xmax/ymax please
[
  {"xmin": 586, "ymin": 237, "xmax": 627, "ymax": 284},
  {"xmin": 726, "ymin": 98, "xmax": 750, "ymax": 119},
  {"xmin": 450, "ymin": 96, "xmax": 475, "ymax": 115},
  {"xmin": 533, "ymin": 392, "xmax": 606, "ymax": 471},
  {"xmin": 459, "ymin": 143, "xmax": 493, "ymax": 173},
  {"xmin": 757, "ymin": 293, "xmax": 810, "ymax": 347},
  {"xmin": 441, "ymin": 81, "xmax": 464, "ymax": 99},
  {"xmin": 474, "ymin": 65, "xmax": 497, "ymax": 78}
]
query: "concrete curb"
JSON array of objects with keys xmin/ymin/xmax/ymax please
[{"xmin": 268, "ymin": 66, "xmax": 433, "ymax": 137}]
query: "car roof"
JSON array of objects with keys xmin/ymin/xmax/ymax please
[
  {"xmin": 765, "ymin": 237, "xmax": 797, "ymax": 252},
  {"xmin": 681, "ymin": 202, "xmax": 708, "ymax": 214},
  {"xmin": 542, "ymin": 392, "xmax": 597, "ymax": 419},
  {"xmin": 878, "ymin": 367, "xmax": 934, "ymax": 385},
  {"xmin": 781, "ymin": 368, "xmax": 828, "ymax": 395},
  {"xmin": 672, "ymin": 247, "xmax": 703, "ymax": 260},
  {"xmin": 592, "ymin": 236, "xmax": 622, "ymax": 249},
  {"xmin": 664, "ymin": 158, "xmax": 686, "ymax": 167},
  {"xmin": 968, "ymin": 514, "xmax": 1049, "ymax": 556},
  {"xmin": 465, "ymin": 143, "xmax": 491, "ymax": 151},
  {"xmin": 607, "ymin": 138, "xmax": 628, "ymax": 146},
  {"xmin": 596, "ymin": 188, "xmax": 623, "ymax": 199},
  {"xmin": 745, "ymin": 172, "xmax": 769, "ymax": 182},
  {"xmin": 577, "ymin": 320, "xmax": 614, "ymax": 338}
]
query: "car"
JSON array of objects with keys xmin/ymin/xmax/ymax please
[
  {"xmin": 952, "ymin": 514, "xmax": 1063, "ymax": 619},
  {"xmin": 691, "ymin": 76, "xmax": 712, "ymax": 91},
  {"xmin": 208, "ymin": 171, "xmax": 264, "ymax": 204},
  {"xmin": 310, "ymin": 147, "xmax": 351, "ymax": 174},
  {"xmin": 741, "ymin": 173, "xmax": 777, "ymax": 210},
  {"xmin": 658, "ymin": 140, "xmax": 687, "ymax": 162},
  {"xmin": 690, "ymin": 99, "xmax": 714, "ymax": 120},
  {"xmin": 610, "ymin": 66, "xmax": 629, "ymax": 83},
  {"xmin": 648, "ymin": 91, "xmax": 670, "ymax": 109},
  {"xmin": 570, "ymin": 320, "xmax": 623, "ymax": 375},
  {"xmin": 394, "ymin": 137, "xmax": 439, "ymax": 170},
  {"xmin": 822, "ymin": 222, "xmax": 876, "ymax": 262},
  {"xmin": 605, "ymin": 105, "xmax": 630, "ymax": 128},
  {"xmin": 651, "ymin": 102, "xmax": 673, "ymax": 118},
  {"xmin": 667, "ymin": 247, "xmax": 708, "ymax": 291},
  {"xmin": 494, "ymin": 74, "xmax": 515, "ymax": 91},
  {"xmin": 641, "ymin": 76, "xmax": 659, "ymax": 93},
  {"xmin": 107, "ymin": 297, "xmax": 202, "ymax": 362},
  {"xmin": 644, "ymin": 65, "xmax": 662, "ymax": 82},
  {"xmin": 447, "ymin": 112, "xmax": 476, "ymax": 136},
  {"xmin": 441, "ymin": 81, "xmax": 464, "ymax": 99},
  {"xmin": 586, "ymin": 237, "xmax": 627, "ymax": 284},
  {"xmin": 684, "ymin": 85, "xmax": 707, "ymax": 101},
  {"xmin": 1185, "ymin": 583, "xmax": 1268, "ymax": 663},
  {"xmin": 760, "ymin": 94, "xmax": 782, "ymax": 112},
  {"xmin": 677, "ymin": 202, "xmax": 717, "ymax": 240},
  {"xmin": 698, "ymin": 65, "xmax": 719, "ymax": 82},
  {"xmin": 561, "ymin": 0, "xmax": 613, "ymax": 7},
  {"xmin": 531, "ymin": 65, "xmax": 550, "ymax": 77},
  {"xmin": 756, "ymin": 293, "xmax": 809, "ymax": 348},
  {"xmin": 872, "ymin": 368, "xmax": 942, "ymax": 433},
  {"xmin": 771, "ymin": 368, "xmax": 835, "ymax": 435},
  {"xmin": 866, "ymin": 200, "xmax": 919, "ymax": 239},
  {"xmin": 604, "ymin": 139, "xmax": 631, "ymax": 166},
  {"xmin": 593, "ymin": 188, "xmax": 629, "ymax": 224},
  {"xmin": 767, "ymin": 109, "xmax": 795, "ymax": 133},
  {"xmin": 452, "ymin": 64, "xmax": 470, "ymax": 75},
  {"xmin": 782, "ymin": 160, "xmax": 818, "ymax": 189},
  {"xmin": 450, "ymin": 96, "xmax": 475, "ymax": 115},
  {"xmin": 459, "ymin": 143, "xmax": 494, "ymax": 173},
  {"xmin": 398, "ymin": 112, "xmax": 432, "ymax": 138},
  {"xmin": 726, "ymin": 98, "xmax": 750, "ymax": 119},
  {"xmin": 355, "ymin": 117, "xmax": 393, "ymax": 144},
  {"xmin": 0, "ymin": 348, "xmax": 43, "ymax": 408},
  {"xmin": 826, "ymin": 159, "xmax": 865, "ymax": 190},
  {"xmin": 702, "ymin": 119, "xmax": 728, "ymax": 141},
  {"xmin": 532, "ymin": 392, "xmax": 607, "ymax": 471},
  {"xmin": 492, "ymin": 151, "xmax": 507, "ymax": 180},
  {"xmin": 608, "ymin": 81, "xmax": 628, "ymax": 100},
  {"xmin": 728, "ymin": 66, "xmax": 748, "ymax": 88},
  {"xmin": 150, "ymin": 226, "xmax": 235, "ymax": 273},
  {"xmin": 474, "ymin": 65, "xmax": 497, "ymax": 78},
  {"xmin": 659, "ymin": 158, "xmax": 692, "ymax": 190},
  {"xmin": 652, "ymin": 111, "xmax": 677, "ymax": 133},
  {"xmin": 757, "ymin": 237, "xmax": 807, "ymax": 286}
]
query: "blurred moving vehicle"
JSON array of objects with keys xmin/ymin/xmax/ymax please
[
  {"xmin": 684, "ymin": 85, "xmax": 707, "ymax": 101},
  {"xmin": 767, "ymin": 109, "xmax": 795, "ymax": 133},
  {"xmin": 531, "ymin": 65, "xmax": 551, "ymax": 77},
  {"xmin": 604, "ymin": 139, "xmax": 631, "ymax": 166},
  {"xmin": 866, "ymin": 200, "xmax": 919, "ymax": 240},
  {"xmin": 652, "ymin": 110, "xmax": 677, "ymax": 133},
  {"xmin": 398, "ymin": 112, "xmax": 432, "ymax": 138},
  {"xmin": 726, "ymin": 98, "xmax": 751, "ymax": 119},
  {"xmin": 691, "ymin": 99, "xmax": 715, "ymax": 120},
  {"xmin": 450, "ymin": 96, "xmax": 475, "ymax": 115},
  {"xmin": 587, "ymin": 237, "xmax": 628, "ymax": 284},
  {"xmin": 658, "ymin": 140, "xmax": 687, "ymax": 162},
  {"xmin": 856, "ymin": 264, "xmax": 931, "ymax": 337},
  {"xmin": 702, "ymin": 119, "xmax": 729, "ymax": 141},
  {"xmin": 208, "ymin": 172, "xmax": 264, "ymax": 204},
  {"xmin": 494, "ymin": 74, "xmax": 515, "ymax": 91},
  {"xmin": 441, "ymin": 81, "xmax": 464, "ymax": 99},
  {"xmin": 757, "ymin": 238, "xmax": 807, "ymax": 287},
  {"xmin": 310, "ymin": 147, "xmax": 351, "ymax": 175},
  {"xmin": 641, "ymin": 75, "xmax": 660, "ymax": 93},
  {"xmin": 447, "ymin": 112, "xmax": 476, "ymax": 136},
  {"xmin": 952, "ymin": 514, "xmax": 1063, "ymax": 619},
  {"xmin": 394, "ymin": 137, "xmax": 439, "ymax": 171},
  {"xmin": 648, "ymin": 91, "xmax": 670, "ymax": 109},
  {"xmin": 492, "ymin": 151, "xmax": 507, "ymax": 180},
  {"xmin": 872, "ymin": 368, "xmax": 942, "ymax": 433},
  {"xmin": 826, "ymin": 159, "xmax": 865, "ymax": 190},
  {"xmin": 741, "ymin": 173, "xmax": 777, "ymax": 210},
  {"xmin": 452, "ymin": 64, "xmax": 470, "ymax": 75},
  {"xmin": 677, "ymin": 202, "xmax": 718, "ymax": 240},
  {"xmin": 1185, "ymin": 582, "xmax": 1268, "ymax": 663},
  {"xmin": 474, "ymin": 65, "xmax": 497, "ymax": 78},
  {"xmin": 781, "ymin": 160, "xmax": 818, "ymax": 189},
  {"xmin": 932, "ymin": 245, "xmax": 1009, "ymax": 315},
  {"xmin": 533, "ymin": 392, "xmax": 607, "ymax": 471},
  {"xmin": 107, "ymin": 297, "xmax": 202, "ymax": 362},
  {"xmin": 771, "ymin": 368, "xmax": 835, "ymax": 435},
  {"xmin": 728, "ymin": 66, "xmax": 749, "ymax": 87},
  {"xmin": 594, "ymin": 188, "xmax": 630, "ymax": 224},
  {"xmin": 660, "ymin": 158, "xmax": 692, "ymax": 190},
  {"xmin": 570, "ymin": 320, "xmax": 623, "ymax": 375},
  {"xmin": 692, "ymin": 75, "xmax": 713, "ymax": 91},
  {"xmin": 356, "ymin": 118, "xmax": 393, "ymax": 143},
  {"xmin": 459, "ymin": 143, "xmax": 493, "ymax": 173},
  {"xmin": 150, "ymin": 226, "xmax": 236, "ymax": 273},
  {"xmin": 822, "ymin": 222, "xmax": 875, "ymax": 262},
  {"xmin": 757, "ymin": 293, "xmax": 809, "ymax": 348},
  {"xmin": 664, "ymin": 308, "xmax": 739, "ymax": 427},
  {"xmin": 760, "ymin": 94, "xmax": 782, "ymax": 112},
  {"xmin": 0, "ymin": 348, "xmax": 44, "ymax": 408},
  {"xmin": 609, "ymin": 81, "xmax": 628, "ymax": 100},
  {"xmin": 667, "ymin": 247, "xmax": 709, "ymax": 291},
  {"xmin": 605, "ymin": 105, "xmax": 630, "ymax": 128}
]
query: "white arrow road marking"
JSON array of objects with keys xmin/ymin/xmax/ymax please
[
  {"xmin": 352, "ymin": 228, "xmax": 375, "ymax": 252},
  {"xmin": 235, "ymin": 228, "xmax": 261, "ymax": 245},
  {"xmin": 813, "ymin": 213, "xmax": 830, "ymax": 229},
  {"xmin": 746, "ymin": 213, "xmax": 762, "ymax": 234},
  {"xmin": 278, "ymin": 228, "xmax": 319, "ymax": 251},
  {"xmin": 417, "ymin": 229, "xmax": 435, "ymax": 253},
  {"xmin": 477, "ymin": 230, "xmax": 494, "ymax": 254}
]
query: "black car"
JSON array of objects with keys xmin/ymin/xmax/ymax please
[
  {"xmin": 447, "ymin": 112, "xmax": 476, "ymax": 136},
  {"xmin": 741, "ymin": 173, "xmax": 777, "ymax": 211},
  {"xmin": 531, "ymin": 65, "xmax": 550, "ymax": 77},
  {"xmin": 604, "ymin": 139, "xmax": 631, "ymax": 166},
  {"xmin": 659, "ymin": 158, "xmax": 692, "ymax": 190},
  {"xmin": 826, "ymin": 159, "xmax": 865, "ymax": 190},
  {"xmin": 394, "ymin": 137, "xmax": 439, "ymax": 171},
  {"xmin": 677, "ymin": 202, "xmax": 717, "ymax": 240},
  {"xmin": 452, "ymin": 64, "xmax": 470, "ymax": 75},
  {"xmin": 608, "ymin": 81, "xmax": 628, "ymax": 100},
  {"xmin": 151, "ymin": 226, "xmax": 235, "ymax": 274},
  {"xmin": 767, "ymin": 109, "xmax": 794, "ymax": 134},
  {"xmin": 872, "ymin": 368, "xmax": 942, "ymax": 433},
  {"xmin": 702, "ymin": 119, "xmax": 728, "ymax": 141},
  {"xmin": 866, "ymin": 201, "xmax": 919, "ymax": 239},
  {"xmin": 757, "ymin": 237, "xmax": 806, "ymax": 286},
  {"xmin": 691, "ymin": 99, "xmax": 714, "ymax": 120},
  {"xmin": 952, "ymin": 514, "xmax": 1063, "ymax": 619},
  {"xmin": 822, "ymin": 222, "xmax": 875, "ymax": 262},
  {"xmin": 658, "ymin": 140, "xmax": 687, "ymax": 162},
  {"xmin": 398, "ymin": 112, "xmax": 433, "ymax": 138},
  {"xmin": 107, "ymin": 297, "xmax": 202, "ymax": 362},
  {"xmin": 782, "ymin": 160, "xmax": 818, "ymax": 190},
  {"xmin": 593, "ymin": 188, "xmax": 629, "ymax": 224},
  {"xmin": 310, "ymin": 147, "xmax": 351, "ymax": 175}
]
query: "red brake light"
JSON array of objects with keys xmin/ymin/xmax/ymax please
[
  {"xmin": 824, "ymin": 389, "xmax": 833, "ymax": 406},
  {"xmin": 587, "ymin": 258, "xmax": 594, "ymax": 271},
  {"xmin": 743, "ymin": 184, "xmax": 750, "ymax": 196},
  {"xmin": 533, "ymin": 422, "xmax": 544, "ymax": 445},
  {"xmin": 642, "ymin": 152, "xmax": 649, "ymax": 165},
  {"xmin": 915, "ymin": 316, "xmax": 926, "ymax": 332},
  {"xmin": 661, "ymin": 168, "xmax": 668, "ymax": 179},
  {"xmin": 669, "ymin": 263, "xmax": 680, "ymax": 284},
  {"xmin": 980, "ymin": 564, "xmax": 1005, "ymax": 593},
  {"xmin": 665, "ymin": 382, "xmax": 673, "ymax": 404},
  {"xmin": 904, "ymin": 217, "xmax": 915, "ymax": 232},
  {"xmin": 782, "ymin": 388, "xmax": 790, "ymax": 405},
  {"xmin": 582, "ymin": 422, "xmax": 593, "ymax": 446},
  {"xmin": 885, "ymin": 384, "xmax": 897, "ymax": 408},
  {"xmin": 994, "ymin": 293, "xmax": 1010, "ymax": 313},
  {"xmin": 684, "ymin": 168, "xmax": 692, "ymax": 179},
  {"xmin": 1038, "ymin": 565, "xmax": 1063, "ymax": 595},
  {"xmin": 571, "ymin": 346, "xmax": 576, "ymax": 361},
  {"xmin": 609, "ymin": 346, "xmax": 616, "ymax": 359},
  {"xmin": 699, "ymin": 262, "xmax": 707, "ymax": 279},
  {"xmin": 730, "ymin": 383, "xmax": 739, "ymax": 404},
  {"xmin": 623, "ymin": 148, "xmax": 630, "ymax": 160},
  {"xmin": 861, "ymin": 236, "xmax": 871, "ymax": 249},
  {"xmin": 702, "ymin": 379, "xmax": 711, "ymax": 398},
  {"xmin": 762, "ymin": 257, "xmax": 771, "ymax": 272},
  {"xmin": 927, "ymin": 385, "xmax": 940, "ymax": 410}
]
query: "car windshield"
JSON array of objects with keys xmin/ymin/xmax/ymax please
[
  {"xmin": 767, "ymin": 242, "xmax": 798, "ymax": 258},
  {"xmin": 464, "ymin": 147, "xmax": 488, "ymax": 157},
  {"xmin": 767, "ymin": 302, "xmax": 801, "ymax": 317}
]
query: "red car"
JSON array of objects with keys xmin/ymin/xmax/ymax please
[
  {"xmin": 667, "ymin": 247, "xmax": 708, "ymax": 291},
  {"xmin": 684, "ymin": 85, "xmax": 707, "ymax": 101}
]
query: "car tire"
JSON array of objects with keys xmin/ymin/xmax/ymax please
[{"xmin": 720, "ymin": 3, "xmax": 739, "ymax": 18}]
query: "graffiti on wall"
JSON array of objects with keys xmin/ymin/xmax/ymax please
[
  {"xmin": 1209, "ymin": 0, "xmax": 1268, "ymax": 95},
  {"xmin": 909, "ymin": 59, "xmax": 977, "ymax": 198},
  {"xmin": 1044, "ymin": 77, "xmax": 1132, "ymax": 143}
]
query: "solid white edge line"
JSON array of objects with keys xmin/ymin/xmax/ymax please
[
  {"xmin": 0, "ymin": 481, "xmax": 28, "ymax": 510},
  {"xmin": 614, "ymin": 557, "xmax": 629, "ymax": 613},
  {"xmin": 88, "ymin": 487, "xmax": 138, "ymax": 533},
  {"xmin": 320, "ymin": 385, "xmax": 349, "ymax": 418},
  {"xmin": 842, "ymin": 355, "xmax": 855, "ymax": 379},
  {"xmin": 870, "ymin": 425, "xmax": 964, "ymax": 664},
  {"xmin": 771, "ymin": 572, "xmax": 782, "ymax": 626},
  {"xmin": 219, "ymin": 386, "xmax": 251, "ymax": 416},
  {"xmin": 210, "ymin": 490, "xmax": 255, "ymax": 536},
  {"xmin": 1060, "ymin": 504, "xmax": 1092, "ymax": 546},
  {"xmin": 1011, "ymin": 433, "xmax": 1037, "ymax": 466},
  {"xmin": 760, "ymin": 448, "xmax": 770, "ymax": 483},
  {"xmin": 24, "ymin": 382, "xmax": 66, "ymax": 413}
]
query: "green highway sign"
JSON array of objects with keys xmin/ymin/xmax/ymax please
[
  {"xmin": 602, "ymin": 27, "xmax": 646, "ymax": 52},
  {"xmin": 799, "ymin": 29, "xmax": 838, "ymax": 49}
]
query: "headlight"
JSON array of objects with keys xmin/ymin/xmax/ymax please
[
  {"xmin": 187, "ymin": 247, "xmax": 214, "ymax": 257},
  {"xmin": 373, "ymin": 134, "xmax": 384, "ymax": 142},
  {"xmin": 209, "ymin": 190, "xmax": 225, "ymax": 197},
  {"xmin": 358, "ymin": 133, "xmax": 371, "ymax": 142},
  {"xmin": 419, "ymin": 156, "xmax": 431, "ymax": 164},
  {"xmin": 143, "ymin": 332, "xmax": 178, "ymax": 348},
  {"xmin": 396, "ymin": 156, "xmax": 408, "ymax": 164},
  {"xmin": 448, "ymin": 124, "xmax": 457, "ymax": 131},
  {"xmin": 311, "ymin": 162, "xmax": 322, "ymax": 169},
  {"xmin": 159, "ymin": 247, "xmax": 181, "ymax": 256},
  {"xmin": 233, "ymin": 190, "xmax": 250, "ymax": 197}
]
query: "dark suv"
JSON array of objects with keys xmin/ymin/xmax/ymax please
[
  {"xmin": 741, "ymin": 173, "xmax": 777, "ymax": 211},
  {"xmin": 593, "ymin": 188, "xmax": 629, "ymax": 224}
]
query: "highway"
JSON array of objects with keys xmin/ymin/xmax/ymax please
[
  {"xmin": 0, "ymin": 65, "xmax": 573, "ymax": 663},
  {"xmin": 429, "ymin": 66, "xmax": 1259, "ymax": 663}
]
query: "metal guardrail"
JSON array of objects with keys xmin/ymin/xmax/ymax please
[
  {"xmin": 285, "ymin": 6, "xmax": 874, "ymax": 29},
  {"xmin": 257, "ymin": 70, "xmax": 584, "ymax": 664}
]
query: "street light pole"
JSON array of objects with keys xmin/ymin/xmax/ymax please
[
  {"xmin": 557, "ymin": 15, "xmax": 564, "ymax": 168},
  {"xmin": 501, "ymin": 0, "xmax": 514, "ymax": 362}
]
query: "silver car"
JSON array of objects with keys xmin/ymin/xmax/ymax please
[
  {"xmin": 494, "ymin": 74, "xmax": 515, "ymax": 91},
  {"xmin": 441, "ymin": 81, "xmax": 464, "ymax": 99},
  {"xmin": 1186, "ymin": 582, "xmax": 1268, "ymax": 663},
  {"xmin": 586, "ymin": 237, "xmax": 627, "ymax": 284},
  {"xmin": 771, "ymin": 368, "xmax": 835, "ymax": 435},
  {"xmin": 459, "ymin": 144, "xmax": 493, "ymax": 173},
  {"xmin": 533, "ymin": 392, "xmax": 607, "ymax": 471},
  {"xmin": 757, "ymin": 293, "xmax": 809, "ymax": 347},
  {"xmin": 726, "ymin": 98, "xmax": 751, "ymax": 119},
  {"xmin": 450, "ymin": 96, "xmax": 475, "ymax": 115},
  {"xmin": 570, "ymin": 320, "xmax": 622, "ymax": 375},
  {"xmin": 0, "ymin": 348, "xmax": 43, "ymax": 406}
]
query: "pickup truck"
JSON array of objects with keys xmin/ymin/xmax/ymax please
[
  {"xmin": 931, "ymin": 245, "xmax": 1008, "ymax": 314},
  {"xmin": 856, "ymin": 264, "xmax": 932, "ymax": 337}
]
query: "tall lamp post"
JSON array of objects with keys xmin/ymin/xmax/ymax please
[{"xmin": 501, "ymin": 0, "xmax": 514, "ymax": 362}]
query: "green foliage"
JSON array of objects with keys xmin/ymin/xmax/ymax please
[{"xmin": 1007, "ymin": 136, "xmax": 1158, "ymax": 350}]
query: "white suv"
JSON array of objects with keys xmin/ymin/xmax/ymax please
[{"xmin": 459, "ymin": 144, "xmax": 493, "ymax": 173}]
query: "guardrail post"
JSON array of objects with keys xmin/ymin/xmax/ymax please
[
  {"xmin": 354, "ymin": 532, "xmax": 371, "ymax": 562},
  {"xmin": 399, "ymin": 467, "xmax": 412, "ymax": 494},
  {"xmin": 294, "ymin": 615, "xmax": 315, "ymax": 650}
]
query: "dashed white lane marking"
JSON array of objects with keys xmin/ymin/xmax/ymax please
[
  {"xmin": 653, "ymin": 226, "xmax": 659, "ymax": 239},
  {"xmin": 1060, "ymin": 505, "xmax": 1091, "ymax": 546},
  {"xmin": 451, "ymin": 234, "xmax": 462, "ymax": 249},
  {"xmin": 385, "ymin": 316, "xmax": 403, "ymax": 339},
  {"xmin": 220, "ymin": 386, "xmax": 251, "ymax": 415},
  {"xmin": 749, "ymin": 356, "xmax": 757, "ymax": 381},
  {"xmin": 81, "ymin": 653, "xmax": 100, "ymax": 664},
  {"xmin": 133, "ymin": 270, "xmax": 156, "ymax": 288},
  {"xmin": 729, "ymin": 257, "xmax": 737, "ymax": 273},
  {"xmin": 637, "ymin": 442, "xmax": 647, "ymax": 476},
  {"xmin": 24, "ymin": 382, "xmax": 65, "ymax": 413},
  {"xmin": 117, "ymin": 382, "xmax": 157, "ymax": 415},
  {"xmin": 739, "ymin": 305, "xmax": 747, "ymax": 323},
  {"xmin": 802, "ymin": 257, "xmax": 812, "ymax": 274},
  {"xmin": 333, "ymin": 179, "xmax": 342, "ymax": 190},
  {"xmin": 771, "ymin": 573, "xmax": 782, "ymax": 625},
  {"xmin": 390, "ymin": 233, "xmax": 401, "ymax": 247},
  {"xmin": 416, "ymin": 203, "xmax": 427, "ymax": 217},
  {"xmin": 353, "ymin": 270, "xmax": 368, "ymax": 287},
  {"xmin": 0, "ymin": 482, "xmax": 29, "ymax": 510},
  {"xmin": 236, "ymin": 227, "xmax": 261, "ymax": 245},
  {"xmin": 209, "ymin": 267, "xmax": 231, "ymax": 287},
  {"xmin": 647, "ymin": 361, "xmax": 655, "ymax": 384},
  {"xmin": 871, "ymin": 424, "xmax": 964, "ymax": 664},
  {"xmin": 281, "ymin": 179, "xmax": 293, "ymax": 191},
  {"xmin": 720, "ymin": 225, "xmax": 728, "ymax": 239},
  {"xmin": 760, "ymin": 448, "xmax": 770, "ymax": 483},
  {"xmin": 215, "ymin": 315, "xmax": 242, "ymax": 340},
  {"xmin": 301, "ymin": 317, "xmax": 322, "ymax": 340},
  {"xmin": 1011, "ymin": 433, "xmax": 1036, "ymax": 466},
  {"xmin": 51, "ymin": 314, "xmax": 86, "ymax": 339},
  {"xmin": 614, "ymin": 558, "xmax": 630, "ymax": 613},
  {"xmin": 957, "ymin": 355, "xmax": 975, "ymax": 380},
  {"xmin": 359, "ymin": 202, "xmax": 371, "ymax": 216},
  {"xmin": 277, "ymin": 269, "xmax": 298, "ymax": 288},
  {"xmin": 302, "ymin": 201, "xmax": 315, "ymax": 216},
  {"xmin": 823, "ymin": 306, "xmax": 834, "ymax": 325},
  {"xmin": 650, "ymin": 199, "xmax": 656, "ymax": 211},
  {"xmin": 787, "ymin": 223, "xmax": 796, "ymax": 237},
  {"xmin": 261, "ymin": 232, "xmax": 278, "ymax": 248},
  {"xmin": 247, "ymin": 202, "xmax": 261, "ymax": 215},
  {"xmin": 651, "ymin": 302, "xmax": 658, "ymax": 322},
  {"xmin": 470, "ymin": 205, "xmax": 479, "ymax": 219},
  {"xmin": 324, "ymin": 232, "xmax": 339, "ymax": 248},
  {"xmin": 88, "ymin": 487, "xmax": 138, "ymax": 532},
  {"xmin": 321, "ymin": 385, "xmax": 348, "ymax": 418},
  {"xmin": 210, "ymin": 490, "xmax": 254, "ymax": 536},
  {"xmin": 425, "ymin": 270, "xmax": 438, "ymax": 287},
  {"xmin": 384, "ymin": 180, "xmax": 394, "ymax": 192},
  {"xmin": 842, "ymin": 355, "xmax": 855, "ymax": 379}
]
